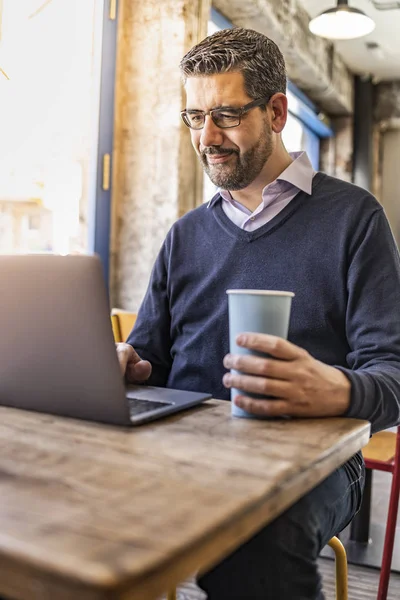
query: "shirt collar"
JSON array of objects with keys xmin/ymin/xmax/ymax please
[
  {"xmin": 207, "ymin": 151, "xmax": 314, "ymax": 208},
  {"xmin": 276, "ymin": 151, "xmax": 314, "ymax": 194}
]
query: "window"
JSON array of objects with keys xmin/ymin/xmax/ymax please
[
  {"xmin": 282, "ymin": 112, "xmax": 320, "ymax": 170},
  {"xmin": 0, "ymin": 0, "xmax": 103, "ymax": 255},
  {"xmin": 283, "ymin": 85, "xmax": 333, "ymax": 170}
]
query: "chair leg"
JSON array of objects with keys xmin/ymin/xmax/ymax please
[
  {"xmin": 328, "ymin": 536, "xmax": 348, "ymax": 600},
  {"xmin": 377, "ymin": 469, "xmax": 400, "ymax": 600},
  {"xmin": 167, "ymin": 590, "xmax": 177, "ymax": 600}
]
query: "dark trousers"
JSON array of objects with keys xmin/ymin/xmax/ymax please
[{"xmin": 198, "ymin": 452, "xmax": 365, "ymax": 600}]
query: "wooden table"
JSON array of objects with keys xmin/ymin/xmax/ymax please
[{"xmin": 0, "ymin": 401, "xmax": 370, "ymax": 600}]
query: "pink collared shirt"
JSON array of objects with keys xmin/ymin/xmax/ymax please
[{"xmin": 214, "ymin": 151, "xmax": 315, "ymax": 232}]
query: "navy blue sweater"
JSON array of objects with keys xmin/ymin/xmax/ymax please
[{"xmin": 128, "ymin": 172, "xmax": 400, "ymax": 433}]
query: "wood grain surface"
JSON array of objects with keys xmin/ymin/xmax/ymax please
[{"xmin": 0, "ymin": 400, "xmax": 370, "ymax": 600}]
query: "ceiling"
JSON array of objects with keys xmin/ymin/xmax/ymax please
[{"xmin": 297, "ymin": 0, "xmax": 400, "ymax": 81}]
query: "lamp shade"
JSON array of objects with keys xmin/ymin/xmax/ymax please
[{"xmin": 309, "ymin": 2, "xmax": 375, "ymax": 40}]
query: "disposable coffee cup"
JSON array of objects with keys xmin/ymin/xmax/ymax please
[{"xmin": 227, "ymin": 289, "xmax": 295, "ymax": 418}]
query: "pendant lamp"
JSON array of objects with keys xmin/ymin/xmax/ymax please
[{"xmin": 309, "ymin": 0, "xmax": 376, "ymax": 40}]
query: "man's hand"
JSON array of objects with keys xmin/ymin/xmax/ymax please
[
  {"xmin": 222, "ymin": 334, "xmax": 351, "ymax": 418},
  {"xmin": 116, "ymin": 343, "xmax": 152, "ymax": 383}
]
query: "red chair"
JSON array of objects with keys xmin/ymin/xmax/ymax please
[{"xmin": 362, "ymin": 426, "xmax": 400, "ymax": 600}]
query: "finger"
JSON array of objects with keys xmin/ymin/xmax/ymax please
[
  {"xmin": 116, "ymin": 345, "xmax": 131, "ymax": 374},
  {"xmin": 122, "ymin": 344, "xmax": 143, "ymax": 365},
  {"xmin": 116, "ymin": 343, "xmax": 147, "ymax": 377},
  {"xmin": 126, "ymin": 359, "xmax": 152, "ymax": 383},
  {"xmin": 223, "ymin": 354, "xmax": 291, "ymax": 380},
  {"xmin": 234, "ymin": 395, "xmax": 291, "ymax": 417},
  {"xmin": 236, "ymin": 334, "xmax": 305, "ymax": 360},
  {"xmin": 223, "ymin": 372, "xmax": 292, "ymax": 398}
]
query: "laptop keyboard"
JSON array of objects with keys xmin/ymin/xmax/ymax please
[{"xmin": 128, "ymin": 398, "xmax": 173, "ymax": 416}]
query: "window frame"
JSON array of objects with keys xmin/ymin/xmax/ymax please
[{"xmin": 87, "ymin": 0, "xmax": 119, "ymax": 290}]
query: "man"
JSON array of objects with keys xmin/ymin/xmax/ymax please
[{"xmin": 117, "ymin": 28, "xmax": 400, "ymax": 600}]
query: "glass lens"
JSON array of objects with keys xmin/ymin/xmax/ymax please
[
  {"xmin": 183, "ymin": 112, "xmax": 205, "ymax": 129},
  {"xmin": 212, "ymin": 110, "xmax": 240, "ymax": 128}
]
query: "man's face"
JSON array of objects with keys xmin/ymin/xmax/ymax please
[{"xmin": 185, "ymin": 72, "xmax": 275, "ymax": 191}]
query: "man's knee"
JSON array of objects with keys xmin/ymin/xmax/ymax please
[{"xmin": 198, "ymin": 462, "xmax": 362, "ymax": 600}]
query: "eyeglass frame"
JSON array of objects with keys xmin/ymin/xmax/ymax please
[{"xmin": 180, "ymin": 96, "xmax": 273, "ymax": 130}]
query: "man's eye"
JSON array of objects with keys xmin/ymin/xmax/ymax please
[
  {"xmin": 217, "ymin": 113, "xmax": 239, "ymax": 120},
  {"xmin": 190, "ymin": 114, "xmax": 204, "ymax": 122}
]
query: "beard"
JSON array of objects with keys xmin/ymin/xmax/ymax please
[{"xmin": 199, "ymin": 122, "xmax": 273, "ymax": 191}]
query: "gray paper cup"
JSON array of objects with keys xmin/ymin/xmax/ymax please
[{"xmin": 227, "ymin": 289, "xmax": 294, "ymax": 418}]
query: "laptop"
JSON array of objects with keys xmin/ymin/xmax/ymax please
[{"xmin": 0, "ymin": 254, "xmax": 211, "ymax": 426}]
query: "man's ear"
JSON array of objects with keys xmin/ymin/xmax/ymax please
[{"xmin": 269, "ymin": 93, "xmax": 288, "ymax": 134}]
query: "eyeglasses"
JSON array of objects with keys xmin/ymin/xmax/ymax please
[{"xmin": 180, "ymin": 97, "xmax": 271, "ymax": 130}]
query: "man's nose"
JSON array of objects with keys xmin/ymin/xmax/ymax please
[{"xmin": 200, "ymin": 115, "xmax": 224, "ymax": 148}]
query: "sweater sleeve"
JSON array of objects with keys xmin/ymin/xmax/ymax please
[
  {"xmin": 126, "ymin": 239, "xmax": 172, "ymax": 387},
  {"xmin": 337, "ymin": 207, "xmax": 400, "ymax": 433}
]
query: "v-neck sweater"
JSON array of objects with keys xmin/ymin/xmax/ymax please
[{"xmin": 128, "ymin": 172, "xmax": 400, "ymax": 433}]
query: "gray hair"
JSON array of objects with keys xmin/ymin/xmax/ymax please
[{"xmin": 179, "ymin": 28, "xmax": 287, "ymax": 104}]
